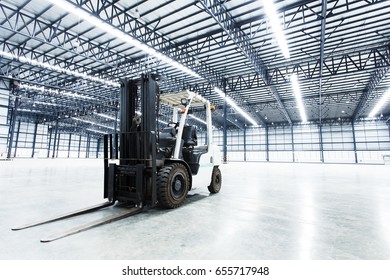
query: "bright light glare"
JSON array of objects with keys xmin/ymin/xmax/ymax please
[
  {"xmin": 86, "ymin": 128, "xmax": 107, "ymax": 134},
  {"xmin": 0, "ymin": 51, "xmax": 120, "ymax": 87},
  {"xmin": 72, "ymin": 117, "xmax": 114, "ymax": 130},
  {"xmin": 368, "ymin": 89, "xmax": 390, "ymax": 118},
  {"xmin": 95, "ymin": 113, "xmax": 117, "ymax": 121},
  {"xmin": 214, "ymin": 87, "xmax": 258, "ymax": 126},
  {"xmin": 261, "ymin": 0, "xmax": 290, "ymax": 59},
  {"xmin": 189, "ymin": 115, "xmax": 207, "ymax": 125},
  {"xmin": 291, "ymin": 74, "xmax": 307, "ymax": 123},
  {"xmin": 19, "ymin": 83, "xmax": 97, "ymax": 100},
  {"xmin": 159, "ymin": 119, "xmax": 169, "ymax": 125},
  {"xmin": 45, "ymin": 0, "xmax": 201, "ymax": 79}
]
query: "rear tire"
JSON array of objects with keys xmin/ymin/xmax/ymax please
[
  {"xmin": 157, "ymin": 163, "xmax": 190, "ymax": 209},
  {"xmin": 208, "ymin": 166, "xmax": 222, "ymax": 194}
]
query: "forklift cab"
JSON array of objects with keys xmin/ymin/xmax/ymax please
[{"xmin": 158, "ymin": 90, "xmax": 222, "ymax": 194}]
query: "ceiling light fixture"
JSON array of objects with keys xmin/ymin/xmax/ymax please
[
  {"xmin": 86, "ymin": 128, "xmax": 107, "ymax": 134},
  {"xmin": 95, "ymin": 113, "xmax": 169, "ymax": 126},
  {"xmin": 33, "ymin": 101, "xmax": 63, "ymax": 107},
  {"xmin": 19, "ymin": 83, "xmax": 97, "ymax": 100},
  {"xmin": 72, "ymin": 117, "xmax": 114, "ymax": 130},
  {"xmin": 0, "ymin": 50, "xmax": 120, "ymax": 88},
  {"xmin": 214, "ymin": 87, "xmax": 258, "ymax": 126},
  {"xmin": 189, "ymin": 114, "xmax": 207, "ymax": 125},
  {"xmin": 17, "ymin": 108, "xmax": 43, "ymax": 113},
  {"xmin": 261, "ymin": 0, "xmax": 290, "ymax": 59},
  {"xmin": 95, "ymin": 113, "xmax": 117, "ymax": 121},
  {"xmin": 45, "ymin": 0, "xmax": 201, "ymax": 79},
  {"xmin": 290, "ymin": 74, "xmax": 307, "ymax": 123},
  {"xmin": 158, "ymin": 119, "xmax": 169, "ymax": 125},
  {"xmin": 368, "ymin": 89, "xmax": 390, "ymax": 118}
]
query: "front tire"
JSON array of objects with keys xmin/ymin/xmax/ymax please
[
  {"xmin": 208, "ymin": 166, "xmax": 222, "ymax": 194},
  {"xmin": 157, "ymin": 163, "xmax": 190, "ymax": 209}
]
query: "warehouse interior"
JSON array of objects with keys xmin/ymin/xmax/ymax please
[{"xmin": 0, "ymin": 0, "xmax": 390, "ymax": 259}]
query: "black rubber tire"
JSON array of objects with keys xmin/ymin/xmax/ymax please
[
  {"xmin": 157, "ymin": 163, "xmax": 190, "ymax": 209},
  {"xmin": 208, "ymin": 166, "xmax": 222, "ymax": 194}
]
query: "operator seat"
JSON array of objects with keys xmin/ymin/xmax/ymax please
[{"xmin": 182, "ymin": 125, "xmax": 197, "ymax": 147}]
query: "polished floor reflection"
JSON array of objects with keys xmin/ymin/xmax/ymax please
[{"xmin": 0, "ymin": 159, "xmax": 389, "ymax": 259}]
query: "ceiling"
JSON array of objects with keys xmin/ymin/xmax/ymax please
[{"xmin": 1, "ymin": 0, "xmax": 389, "ymax": 136}]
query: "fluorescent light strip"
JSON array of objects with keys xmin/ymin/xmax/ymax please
[
  {"xmin": 261, "ymin": 0, "xmax": 290, "ymax": 59},
  {"xmin": 19, "ymin": 83, "xmax": 97, "ymax": 101},
  {"xmin": 72, "ymin": 117, "xmax": 114, "ymax": 130},
  {"xmin": 45, "ymin": 0, "xmax": 201, "ymax": 79},
  {"xmin": 214, "ymin": 87, "xmax": 258, "ymax": 126},
  {"xmin": 189, "ymin": 115, "xmax": 207, "ymax": 125},
  {"xmin": 95, "ymin": 113, "xmax": 169, "ymax": 126},
  {"xmin": 33, "ymin": 101, "xmax": 62, "ymax": 107},
  {"xmin": 95, "ymin": 113, "xmax": 117, "ymax": 121},
  {"xmin": 17, "ymin": 108, "xmax": 43, "ymax": 113},
  {"xmin": 86, "ymin": 128, "xmax": 108, "ymax": 134},
  {"xmin": 159, "ymin": 119, "xmax": 169, "ymax": 125},
  {"xmin": 290, "ymin": 74, "xmax": 307, "ymax": 123},
  {"xmin": 369, "ymin": 89, "xmax": 390, "ymax": 118},
  {"xmin": 0, "ymin": 51, "xmax": 120, "ymax": 88}
]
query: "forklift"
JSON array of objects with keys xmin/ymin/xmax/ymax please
[{"xmin": 12, "ymin": 73, "xmax": 222, "ymax": 242}]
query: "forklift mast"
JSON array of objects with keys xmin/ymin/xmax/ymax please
[{"xmin": 104, "ymin": 73, "xmax": 158, "ymax": 207}]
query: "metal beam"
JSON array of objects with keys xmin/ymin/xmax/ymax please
[
  {"xmin": 78, "ymin": 135, "xmax": 82, "ymax": 158},
  {"xmin": 351, "ymin": 122, "xmax": 358, "ymax": 164},
  {"xmin": 96, "ymin": 137, "xmax": 101, "ymax": 159},
  {"xmin": 352, "ymin": 48, "xmax": 390, "ymax": 120},
  {"xmin": 31, "ymin": 122, "xmax": 38, "ymax": 158},
  {"xmin": 56, "ymin": 133, "xmax": 60, "ymax": 158},
  {"xmin": 223, "ymin": 79, "xmax": 228, "ymax": 163},
  {"xmin": 291, "ymin": 125, "xmax": 295, "ymax": 162},
  {"xmin": 68, "ymin": 133, "xmax": 72, "ymax": 158},
  {"xmin": 7, "ymin": 97, "xmax": 19, "ymax": 159},
  {"xmin": 13, "ymin": 120, "xmax": 21, "ymax": 158},
  {"xmin": 318, "ymin": 0, "xmax": 327, "ymax": 125},
  {"xmin": 222, "ymin": 45, "xmax": 390, "ymax": 87},
  {"xmin": 243, "ymin": 125, "xmax": 247, "ymax": 162},
  {"xmin": 199, "ymin": 0, "xmax": 291, "ymax": 125},
  {"xmin": 52, "ymin": 119, "xmax": 58, "ymax": 158},
  {"xmin": 318, "ymin": 124, "xmax": 324, "ymax": 163},
  {"xmin": 47, "ymin": 127, "xmax": 52, "ymax": 158},
  {"xmin": 265, "ymin": 125, "xmax": 269, "ymax": 162}
]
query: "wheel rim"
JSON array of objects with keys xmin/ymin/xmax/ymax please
[{"xmin": 171, "ymin": 173, "xmax": 185, "ymax": 199}]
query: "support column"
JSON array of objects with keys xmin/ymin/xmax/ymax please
[
  {"xmin": 67, "ymin": 133, "xmax": 72, "ymax": 158},
  {"xmin": 78, "ymin": 135, "xmax": 82, "ymax": 158},
  {"xmin": 243, "ymin": 125, "xmax": 247, "ymax": 161},
  {"xmin": 291, "ymin": 125, "xmax": 295, "ymax": 162},
  {"xmin": 352, "ymin": 122, "xmax": 358, "ymax": 164},
  {"xmin": 86, "ymin": 134, "xmax": 90, "ymax": 158},
  {"xmin": 112, "ymin": 109, "xmax": 118, "ymax": 159},
  {"xmin": 7, "ymin": 97, "xmax": 19, "ymax": 159},
  {"xmin": 223, "ymin": 79, "xmax": 228, "ymax": 163},
  {"xmin": 265, "ymin": 125, "xmax": 269, "ymax": 162},
  {"xmin": 319, "ymin": 124, "xmax": 324, "ymax": 163},
  {"xmin": 31, "ymin": 122, "xmax": 38, "ymax": 158},
  {"xmin": 96, "ymin": 137, "xmax": 101, "ymax": 158},
  {"xmin": 52, "ymin": 119, "xmax": 58, "ymax": 158},
  {"xmin": 47, "ymin": 126, "xmax": 52, "ymax": 158},
  {"xmin": 13, "ymin": 120, "xmax": 21, "ymax": 158},
  {"xmin": 56, "ymin": 133, "xmax": 60, "ymax": 158}
]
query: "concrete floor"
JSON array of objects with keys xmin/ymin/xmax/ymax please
[{"xmin": 0, "ymin": 159, "xmax": 389, "ymax": 260}]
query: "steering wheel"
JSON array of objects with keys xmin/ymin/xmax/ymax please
[{"xmin": 168, "ymin": 121, "xmax": 179, "ymax": 129}]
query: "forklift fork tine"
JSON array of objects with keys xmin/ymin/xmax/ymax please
[
  {"xmin": 12, "ymin": 201, "xmax": 114, "ymax": 231},
  {"xmin": 40, "ymin": 207, "xmax": 142, "ymax": 242}
]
